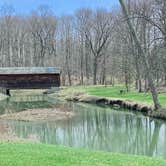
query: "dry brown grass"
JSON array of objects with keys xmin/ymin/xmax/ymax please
[{"xmin": 0, "ymin": 108, "xmax": 74, "ymax": 122}]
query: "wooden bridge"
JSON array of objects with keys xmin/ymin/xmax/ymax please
[{"xmin": 0, "ymin": 67, "xmax": 60, "ymax": 96}]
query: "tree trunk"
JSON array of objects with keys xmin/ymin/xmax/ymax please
[
  {"xmin": 138, "ymin": 79, "xmax": 142, "ymax": 92},
  {"xmin": 80, "ymin": 33, "xmax": 84, "ymax": 85},
  {"xmin": 65, "ymin": 55, "xmax": 71, "ymax": 86},
  {"xmin": 125, "ymin": 71, "xmax": 129, "ymax": 92},
  {"xmin": 93, "ymin": 57, "xmax": 97, "ymax": 85},
  {"xmin": 85, "ymin": 39, "xmax": 89, "ymax": 80},
  {"xmin": 135, "ymin": 79, "xmax": 138, "ymax": 90},
  {"xmin": 144, "ymin": 77, "xmax": 148, "ymax": 91},
  {"xmin": 101, "ymin": 54, "xmax": 106, "ymax": 85}
]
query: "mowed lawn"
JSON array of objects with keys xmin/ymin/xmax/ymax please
[
  {"xmin": 66, "ymin": 86, "xmax": 166, "ymax": 106},
  {"xmin": 0, "ymin": 143, "xmax": 166, "ymax": 166}
]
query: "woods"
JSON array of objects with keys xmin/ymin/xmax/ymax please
[{"xmin": 0, "ymin": 1, "xmax": 165, "ymax": 91}]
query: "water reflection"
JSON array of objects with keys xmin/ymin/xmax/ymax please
[
  {"xmin": 4, "ymin": 102, "xmax": 166, "ymax": 157},
  {"xmin": 0, "ymin": 94, "xmax": 55, "ymax": 114}
]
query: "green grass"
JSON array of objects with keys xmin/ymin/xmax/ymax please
[
  {"xmin": 65, "ymin": 86, "xmax": 166, "ymax": 106},
  {"xmin": 0, "ymin": 143, "xmax": 165, "ymax": 166}
]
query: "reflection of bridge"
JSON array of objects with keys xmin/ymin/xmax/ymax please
[
  {"xmin": 0, "ymin": 67, "xmax": 60, "ymax": 96},
  {"xmin": 9, "ymin": 95, "xmax": 48, "ymax": 102},
  {"xmin": 8, "ymin": 94, "xmax": 59, "ymax": 105},
  {"xmin": 0, "ymin": 94, "xmax": 58, "ymax": 114}
]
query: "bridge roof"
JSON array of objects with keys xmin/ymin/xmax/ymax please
[{"xmin": 0, "ymin": 67, "xmax": 60, "ymax": 75}]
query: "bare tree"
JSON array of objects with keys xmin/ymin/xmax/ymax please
[
  {"xmin": 83, "ymin": 10, "xmax": 113, "ymax": 84},
  {"xmin": 119, "ymin": 0, "xmax": 161, "ymax": 110},
  {"xmin": 28, "ymin": 6, "xmax": 57, "ymax": 66}
]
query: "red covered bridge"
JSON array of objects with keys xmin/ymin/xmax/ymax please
[{"xmin": 0, "ymin": 67, "xmax": 60, "ymax": 95}]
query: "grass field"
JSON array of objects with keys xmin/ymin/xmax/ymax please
[
  {"xmin": 0, "ymin": 143, "xmax": 166, "ymax": 166},
  {"xmin": 65, "ymin": 86, "xmax": 166, "ymax": 106}
]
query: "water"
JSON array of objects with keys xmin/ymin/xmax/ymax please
[
  {"xmin": 0, "ymin": 95, "xmax": 166, "ymax": 158},
  {"xmin": 0, "ymin": 94, "xmax": 55, "ymax": 114}
]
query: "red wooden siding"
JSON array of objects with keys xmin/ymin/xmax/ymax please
[{"xmin": 0, "ymin": 74, "xmax": 60, "ymax": 89}]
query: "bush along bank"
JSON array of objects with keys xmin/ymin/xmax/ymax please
[{"xmin": 63, "ymin": 92, "xmax": 166, "ymax": 120}]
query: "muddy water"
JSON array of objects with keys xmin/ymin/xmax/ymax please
[{"xmin": 0, "ymin": 95, "xmax": 166, "ymax": 158}]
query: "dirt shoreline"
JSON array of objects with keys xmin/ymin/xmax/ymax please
[
  {"xmin": 64, "ymin": 93, "xmax": 166, "ymax": 120},
  {"xmin": 0, "ymin": 108, "xmax": 74, "ymax": 122}
]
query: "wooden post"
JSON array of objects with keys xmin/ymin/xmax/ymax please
[{"xmin": 6, "ymin": 89, "xmax": 11, "ymax": 96}]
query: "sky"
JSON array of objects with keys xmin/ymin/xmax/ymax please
[{"xmin": 0, "ymin": 0, "xmax": 119, "ymax": 16}]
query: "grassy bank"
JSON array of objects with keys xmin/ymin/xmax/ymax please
[
  {"xmin": 0, "ymin": 143, "xmax": 166, "ymax": 166},
  {"xmin": 64, "ymin": 86, "xmax": 166, "ymax": 107}
]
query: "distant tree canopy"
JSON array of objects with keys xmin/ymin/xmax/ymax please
[{"xmin": 0, "ymin": 1, "xmax": 165, "ymax": 90}]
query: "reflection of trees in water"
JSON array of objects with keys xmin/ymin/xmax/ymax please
[
  {"xmin": 8, "ymin": 102, "xmax": 166, "ymax": 157},
  {"xmin": 10, "ymin": 122, "xmax": 59, "ymax": 144},
  {"xmin": 0, "ymin": 121, "xmax": 9, "ymax": 135},
  {"xmin": 147, "ymin": 121, "xmax": 162, "ymax": 156}
]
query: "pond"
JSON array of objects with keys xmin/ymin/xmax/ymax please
[{"xmin": 0, "ymin": 94, "xmax": 166, "ymax": 158}]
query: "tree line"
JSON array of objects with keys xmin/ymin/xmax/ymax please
[{"xmin": 0, "ymin": 1, "xmax": 165, "ymax": 90}]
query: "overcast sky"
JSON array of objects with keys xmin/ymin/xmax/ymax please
[{"xmin": 0, "ymin": 0, "xmax": 119, "ymax": 15}]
